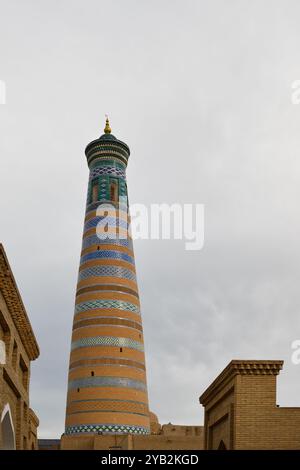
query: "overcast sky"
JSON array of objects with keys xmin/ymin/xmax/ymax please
[{"xmin": 2, "ymin": 0, "xmax": 300, "ymax": 438}]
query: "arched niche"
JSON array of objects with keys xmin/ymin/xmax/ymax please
[
  {"xmin": 218, "ymin": 439, "xmax": 227, "ymax": 450},
  {"xmin": 1, "ymin": 403, "xmax": 16, "ymax": 450}
]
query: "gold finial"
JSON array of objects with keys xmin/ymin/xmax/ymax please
[{"xmin": 104, "ymin": 115, "xmax": 111, "ymax": 134}]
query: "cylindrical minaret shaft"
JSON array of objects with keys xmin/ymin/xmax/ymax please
[{"xmin": 64, "ymin": 119, "xmax": 150, "ymax": 436}]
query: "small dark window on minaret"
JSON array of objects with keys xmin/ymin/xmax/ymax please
[
  {"xmin": 120, "ymin": 347, "xmax": 123, "ymax": 353},
  {"xmin": 91, "ymin": 371, "xmax": 94, "ymax": 376}
]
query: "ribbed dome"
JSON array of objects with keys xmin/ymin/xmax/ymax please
[{"xmin": 98, "ymin": 133, "xmax": 117, "ymax": 141}]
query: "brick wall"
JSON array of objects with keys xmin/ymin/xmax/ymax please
[
  {"xmin": 200, "ymin": 360, "xmax": 300, "ymax": 450},
  {"xmin": 0, "ymin": 290, "xmax": 37, "ymax": 450}
]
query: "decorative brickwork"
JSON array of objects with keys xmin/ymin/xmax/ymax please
[
  {"xmin": 65, "ymin": 423, "xmax": 149, "ymax": 435},
  {"xmin": 200, "ymin": 360, "xmax": 300, "ymax": 450},
  {"xmin": 0, "ymin": 245, "xmax": 39, "ymax": 361},
  {"xmin": 71, "ymin": 336, "xmax": 144, "ymax": 353},
  {"xmin": 0, "ymin": 244, "xmax": 39, "ymax": 450},
  {"xmin": 64, "ymin": 120, "xmax": 150, "ymax": 440},
  {"xmin": 78, "ymin": 265, "xmax": 136, "ymax": 282},
  {"xmin": 68, "ymin": 376, "xmax": 147, "ymax": 392},
  {"xmin": 74, "ymin": 299, "xmax": 140, "ymax": 315},
  {"xmin": 73, "ymin": 317, "xmax": 143, "ymax": 332}
]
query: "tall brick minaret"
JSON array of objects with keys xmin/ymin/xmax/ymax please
[{"xmin": 64, "ymin": 118, "xmax": 150, "ymax": 438}]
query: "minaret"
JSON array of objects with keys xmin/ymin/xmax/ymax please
[{"xmin": 64, "ymin": 118, "xmax": 150, "ymax": 437}]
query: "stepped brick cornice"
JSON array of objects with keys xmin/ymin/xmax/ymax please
[
  {"xmin": 0, "ymin": 244, "xmax": 39, "ymax": 361},
  {"xmin": 200, "ymin": 360, "xmax": 283, "ymax": 405}
]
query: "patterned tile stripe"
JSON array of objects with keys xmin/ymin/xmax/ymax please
[
  {"xmin": 88, "ymin": 150, "xmax": 128, "ymax": 161},
  {"xmin": 68, "ymin": 376, "xmax": 146, "ymax": 392},
  {"xmin": 78, "ymin": 265, "xmax": 136, "ymax": 282},
  {"xmin": 89, "ymin": 159, "xmax": 127, "ymax": 172},
  {"xmin": 65, "ymin": 424, "xmax": 149, "ymax": 435},
  {"xmin": 87, "ymin": 144, "xmax": 129, "ymax": 156},
  {"xmin": 80, "ymin": 251, "xmax": 134, "ymax": 265},
  {"xmin": 83, "ymin": 228, "xmax": 129, "ymax": 241},
  {"xmin": 69, "ymin": 357, "xmax": 146, "ymax": 371},
  {"xmin": 84, "ymin": 216, "xmax": 128, "ymax": 231},
  {"xmin": 85, "ymin": 207, "xmax": 129, "ymax": 222},
  {"xmin": 82, "ymin": 236, "xmax": 133, "ymax": 251},
  {"xmin": 89, "ymin": 166, "xmax": 126, "ymax": 179},
  {"xmin": 88, "ymin": 152, "xmax": 128, "ymax": 166},
  {"xmin": 74, "ymin": 299, "xmax": 140, "ymax": 315},
  {"xmin": 83, "ymin": 226, "xmax": 129, "ymax": 238},
  {"xmin": 90, "ymin": 159, "xmax": 126, "ymax": 170},
  {"xmin": 73, "ymin": 317, "xmax": 143, "ymax": 332},
  {"xmin": 71, "ymin": 336, "xmax": 144, "ymax": 352},
  {"xmin": 66, "ymin": 398, "xmax": 148, "ymax": 415},
  {"xmin": 86, "ymin": 144, "xmax": 129, "ymax": 159},
  {"xmin": 69, "ymin": 363, "xmax": 144, "ymax": 373},
  {"xmin": 76, "ymin": 284, "xmax": 138, "ymax": 298}
]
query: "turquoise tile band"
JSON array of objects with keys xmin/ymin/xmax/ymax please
[
  {"xmin": 71, "ymin": 336, "xmax": 144, "ymax": 352},
  {"xmin": 68, "ymin": 376, "xmax": 146, "ymax": 392}
]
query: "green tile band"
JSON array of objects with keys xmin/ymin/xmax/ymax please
[{"xmin": 71, "ymin": 335, "xmax": 144, "ymax": 352}]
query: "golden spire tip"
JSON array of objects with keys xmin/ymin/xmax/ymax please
[{"xmin": 104, "ymin": 115, "xmax": 111, "ymax": 134}]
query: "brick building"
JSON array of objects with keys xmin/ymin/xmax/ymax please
[
  {"xmin": 199, "ymin": 360, "xmax": 300, "ymax": 449},
  {"xmin": 0, "ymin": 244, "xmax": 39, "ymax": 449},
  {"xmin": 60, "ymin": 421, "xmax": 203, "ymax": 450}
]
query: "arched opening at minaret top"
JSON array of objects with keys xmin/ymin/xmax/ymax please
[
  {"xmin": 92, "ymin": 182, "xmax": 98, "ymax": 202},
  {"xmin": 110, "ymin": 180, "xmax": 118, "ymax": 202}
]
